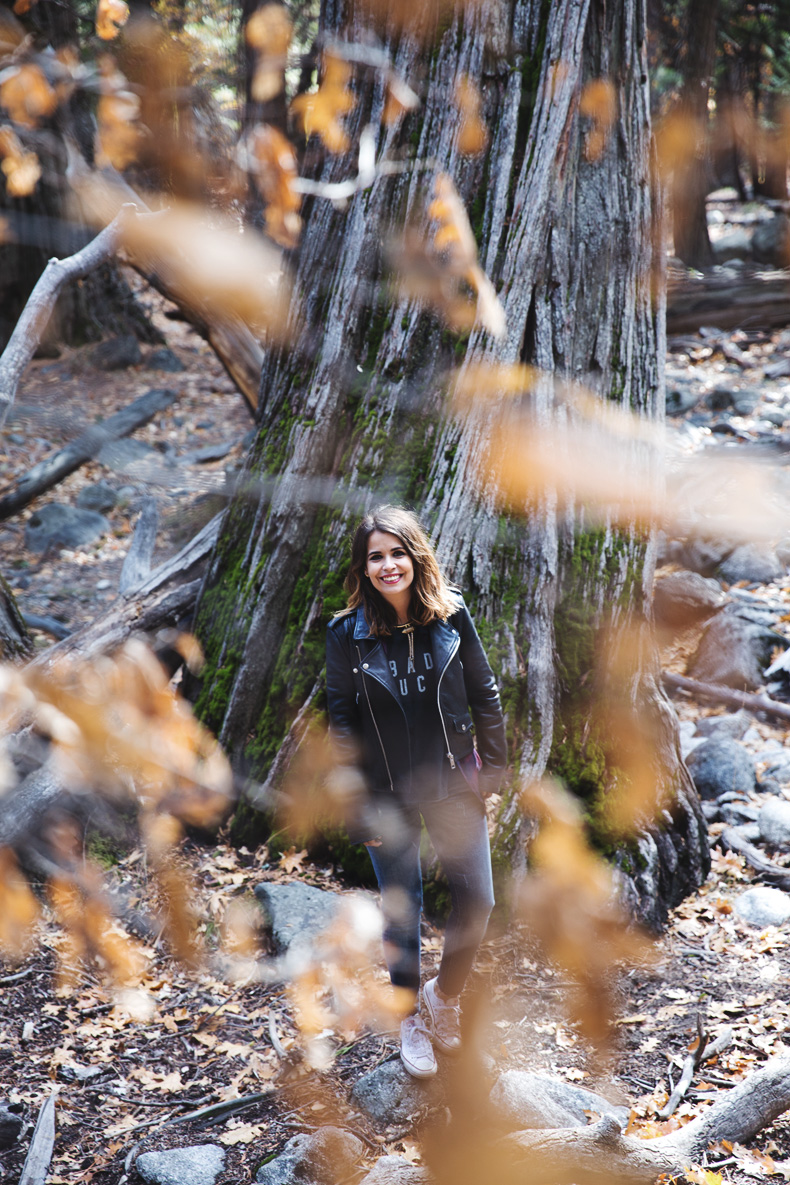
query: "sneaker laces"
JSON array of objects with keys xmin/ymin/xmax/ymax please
[
  {"xmin": 404, "ymin": 1014, "xmax": 432, "ymax": 1050},
  {"xmin": 431, "ymin": 992, "xmax": 461, "ymax": 1042}
]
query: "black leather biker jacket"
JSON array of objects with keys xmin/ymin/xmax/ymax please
[{"xmin": 326, "ymin": 596, "xmax": 507, "ymax": 803}]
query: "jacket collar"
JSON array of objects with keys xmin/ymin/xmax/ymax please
[{"xmin": 351, "ymin": 607, "xmax": 459, "ymax": 668}]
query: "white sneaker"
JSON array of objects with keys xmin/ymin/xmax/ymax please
[
  {"xmin": 423, "ymin": 977, "xmax": 461, "ymax": 1054},
  {"xmin": 400, "ymin": 1014, "xmax": 437, "ymax": 1078}
]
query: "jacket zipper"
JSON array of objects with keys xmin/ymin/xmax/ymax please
[
  {"xmin": 355, "ymin": 644, "xmax": 396, "ymax": 793},
  {"xmin": 436, "ymin": 632, "xmax": 461, "ymax": 769}
]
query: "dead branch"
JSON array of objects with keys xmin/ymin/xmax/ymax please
[
  {"xmin": 119, "ymin": 497, "xmax": 159, "ymax": 595},
  {"xmin": 658, "ymin": 1024, "xmax": 733, "ymax": 1119},
  {"xmin": 667, "ymin": 268, "xmax": 790, "ymax": 335},
  {"xmin": 0, "ymin": 387, "xmax": 177, "ymax": 522},
  {"xmin": 662, "ymin": 671, "xmax": 790, "ymax": 724},
  {"xmin": 0, "ymin": 213, "xmax": 126, "ymax": 431},
  {"xmin": 18, "ymin": 1094, "xmax": 55, "ymax": 1185},
  {"xmin": 717, "ymin": 826, "xmax": 790, "ymax": 890}
]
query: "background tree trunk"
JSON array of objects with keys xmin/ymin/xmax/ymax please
[
  {"xmin": 192, "ymin": 0, "xmax": 709, "ymax": 929},
  {"xmin": 670, "ymin": 0, "xmax": 718, "ymax": 266}
]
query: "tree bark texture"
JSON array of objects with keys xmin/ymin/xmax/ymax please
[{"xmin": 192, "ymin": 0, "xmax": 709, "ymax": 927}]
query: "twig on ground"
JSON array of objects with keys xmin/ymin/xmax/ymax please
[
  {"xmin": 0, "ymin": 966, "xmax": 36, "ymax": 985},
  {"xmin": 268, "ymin": 1011, "xmax": 287, "ymax": 1059},
  {"xmin": 658, "ymin": 1025, "xmax": 733, "ymax": 1120}
]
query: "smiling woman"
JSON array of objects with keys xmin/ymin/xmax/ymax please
[{"xmin": 326, "ymin": 505, "xmax": 507, "ymax": 1079}]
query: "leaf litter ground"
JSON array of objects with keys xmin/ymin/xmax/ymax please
[{"xmin": 4, "ymin": 271, "xmax": 790, "ymax": 1182}]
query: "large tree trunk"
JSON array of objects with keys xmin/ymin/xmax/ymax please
[{"xmin": 192, "ymin": 0, "xmax": 709, "ymax": 928}]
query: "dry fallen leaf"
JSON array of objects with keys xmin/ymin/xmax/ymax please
[
  {"xmin": 278, "ymin": 846, "xmax": 308, "ymax": 875},
  {"xmin": 0, "ymin": 124, "xmax": 41, "ymax": 195}
]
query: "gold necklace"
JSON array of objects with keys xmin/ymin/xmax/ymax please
[{"xmin": 397, "ymin": 622, "xmax": 415, "ymax": 661}]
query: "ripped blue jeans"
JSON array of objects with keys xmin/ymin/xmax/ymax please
[{"xmin": 366, "ymin": 791, "xmax": 495, "ymax": 998}]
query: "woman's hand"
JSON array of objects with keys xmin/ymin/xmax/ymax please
[{"xmin": 364, "ymin": 838, "xmax": 383, "ymax": 847}]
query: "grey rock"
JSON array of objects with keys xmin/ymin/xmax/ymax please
[
  {"xmin": 182, "ymin": 440, "xmax": 238, "ymax": 465},
  {"xmin": 759, "ymin": 798, "xmax": 790, "ymax": 848},
  {"xmin": 775, "ymin": 539, "xmax": 790, "ymax": 568},
  {"xmin": 146, "ymin": 347, "xmax": 186, "ymax": 372},
  {"xmin": 653, "ymin": 569, "xmax": 726, "ymax": 628},
  {"xmin": 253, "ymin": 882, "xmax": 340, "ymax": 956},
  {"xmin": 718, "ymin": 544, "xmax": 784, "ymax": 585},
  {"xmin": 752, "ymin": 214, "xmax": 790, "ymax": 268},
  {"xmin": 489, "ymin": 1071, "xmax": 628, "ymax": 1132},
  {"xmin": 761, "ymin": 753, "xmax": 790, "ymax": 784},
  {"xmin": 695, "ymin": 711, "xmax": 751, "ymax": 741},
  {"xmin": 712, "ymin": 228, "xmax": 753, "ymax": 262},
  {"xmin": 719, "ymin": 801, "xmax": 759, "ymax": 826},
  {"xmin": 732, "ymin": 391, "xmax": 761, "ymax": 416},
  {"xmin": 760, "ymin": 776, "xmax": 783, "ymax": 797},
  {"xmin": 687, "ymin": 612, "xmax": 782, "ymax": 689},
  {"xmin": 666, "ymin": 384, "xmax": 700, "ymax": 415},
  {"xmin": 91, "ymin": 334, "xmax": 142, "ymax": 371},
  {"xmin": 724, "ymin": 602, "xmax": 780, "ymax": 628},
  {"xmin": 736, "ymin": 822, "xmax": 761, "ymax": 843},
  {"xmin": 675, "ymin": 537, "xmax": 734, "ymax": 577},
  {"xmin": 136, "ymin": 1145, "xmax": 225, "ymax": 1185},
  {"xmin": 98, "ymin": 438, "xmax": 157, "ymax": 472},
  {"xmin": 0, "ymin": 1105, "xmax": 22, "ymax": 1148},
  {"xmin": 705, "ymin": 386, "xmax": 736, "ymax": 411},
  {"xmin": 25, "ymin": 503, "xmax": 109, "ymax": 553},
  {"xmin": 360, "ymin": 1155, "xmax": 430, "ymax": 1185},
  {"xmin": 256, "ymin": 1127, "xmax": 364, "ymax": 1185},
  {"xmin": 76, "ymin": 481, "xmax": 118, "ymax": 514},
  {"xmin": 734, "ymin": 886, "xmax": 790, "ymax": 928},
  {"xmin": 759, "ymin": 408, "xmax": 788, "ymax": 427},
  {"xmin": 685, "ymin": 738, "xmax": 757, "ymax": 801},
  {"xmin": 679, "ymin": 720, "xmax": 706, "ymax": 759},
  {"xmin": 351, "ymin": 1060, "xmax": 444, "ymax": 1127}
]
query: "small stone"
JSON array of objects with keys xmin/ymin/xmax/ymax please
[
  {"xmin": 718, "ymin": 544, "xmax": 783, "ymax": 585},
  {"xmin": 146, "ymin": 347, "xmax": 186, "ymax": 372},
  {"xmin": 351, "ymin": 1060, "xmax": 444, "ymax": 1127},
  {"xmin": 96, "ymin": 579, "xmax": 111, "ymax": 591},
  {"xmin": 359, "ymin": 1155, "xmax": 431, "ymax": 1185},
  {"xmin": 91, "ymin": 334, "xmax": 142, "ymax": 371},
  {"xmin": 759, "ymin": 799, "xmax": 790, "ymax": 848},
  {"xmin": 734, "ymin": 886, "xmax": 790, "ymax": 928},
  {"xmin": 666, "ymin": 384, "xmax": 699, "ymax": 415},
  {"xmin": 25, "ymin": 503, "xmax": 109, "ymax": 554},
  {"xmin": 704, "ymin": 387, "xmax": 736, "ymax": 411},
  {"xmin": 685, "ymin": 737, "xmax": 756, "ymax": 801},
  {"xmin": 761, "ymin": 753, "xmax": 790, "ymax": 784},
  {"xmin": 0, "ymin": 1105, "xmax": 23, "ymax": 1149},
  {"xmin": 653, "ymin": 569, "xmax": 726, "ymax": 628},
  {"xmin": 76, "ymin": 481, "xmax": 118, "ymax": 514},
  {"xmin": 136, "ymin": 1145, "xmax": 225, "ymax": 1185},
  {"xmin": 695, "ymin": 711, "xmax": 750, "ymax": 741},
  {"xmin": 255, "ymin": 1127, "xmax": 364, "ymax": 1185},
  {"xmin": 752, "ymin": 214, "xmax": 790, "ymax": 268},
  {"xmin": 732, "ymin": 391, "xmax": 761, "ymax": 416},
  {"xmin": 195, "ymin": 420, "xmax": 215, "ymax": 430},
  {"xmin": 253, "ymin": 882, "xmax": 341, "ymax": 956},
  {"xmin": 759, "ymin": 408, "xmax": 788, "ymax": 427}
]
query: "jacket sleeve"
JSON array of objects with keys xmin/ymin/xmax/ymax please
[
  {"xmin": 325, "ymin": 619, "xmax": 363, "ymax": 768},
  {"xmin": 456, "ymin": 601, "xmax": 508, "ymax": 794}
]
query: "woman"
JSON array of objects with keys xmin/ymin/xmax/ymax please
[{"xmin": 326, "ymin": 505, "xmax": 507, "ymax": 1078}]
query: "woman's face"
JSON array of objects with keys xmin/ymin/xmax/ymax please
[{"xmin": 365, "ymin": 530, "xmax": 414, "ymax": 607}]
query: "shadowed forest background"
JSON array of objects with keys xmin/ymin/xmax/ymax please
[{"xmin": 1, "ymin": 0, "xmax": 790, "ymax": 1181}]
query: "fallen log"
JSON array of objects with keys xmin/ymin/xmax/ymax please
[
  {"xmin": 662, "ymin": 671, "xmax": 790, "ymax": 724},
  {"xmin": 0, "ymin": 387, "xmax": 177, "ymax": 522},
  {"xmin": 500, "ymin": 1056, "xmax": 790, "ymax": 1185},
  {"xmin": 32, "ymin": 511, "xmax": 222, "ymax": 666},
  {"xmin": 718, "ymin": 826, "xmax": 790, "ymax": 890},
  {"xmin": 667, "ymin": 268, "xmax": 790, "ymax": 335}
]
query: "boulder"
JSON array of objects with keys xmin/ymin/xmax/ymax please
[
  {"xmin": 146, "ymin": 347, "xmax": 186, "ymax": 372},
  {"xmin": 759, "ymin": 799, "xmax": 790, "ymax": 848},
  {"xmin": 674, "ymin": 537, "xmax": 734, "ymax": 577},
  {"xmin": 359, "ymin": 1154, "xmax": 431, "ymax": 1184},
  {"xmin": 76, "ymin": 481, "xmax": 118, "ymax": 514},
  {"xmin": 489, "ymin": 1071, "xmax": 629, "ymax": 1132},
  {"xmin": 695, "ymin": 711, "xmax": 750, "ymax": 741},
  {"xmin": 685, "ymin": 738, "xmax": 756, "ymax": 801},
  {"xmin": 136, "ymin": 1145, "xmax": 225, "ymax": 1185},
  {"xmin": 254, "ymin": 882, "xmax": 341, "ymax": 956},
  {"xmin": 687, "ymin": 613, "xmax": 781, "ymax": 689},
  {"xmin": 351, "ymin": 1060, "xmax": 444, "ymax": 1127},
  {"xmin": 732, "ymin": 391, "xmax": 761, "ymax": 416},
  {"xmin": 752, "ymin": 214, "xmax": 790, "ymax": 268},
  {"xmin": 24, "ymin": 503, "xmax": 109, "ymax": 553},
  {"xmin": 761, "ymin": 753, "xmax": 790, "ymax": 785},
  {"xmin": 653, "ymin": 569, "xmax": 726, "ymax": 628},
  {"xmin": 717, "ymin": 544, "xmax": 783, "ymax": 585},
  {"xmin": 711, "ymin": 228, "xmax": 753, "ymax": 262},
  {"xmin": 0, "ymin": 1105, "xmax": 22, "ymax": 1148},
  {"xmin": 256, "ymin": 1127, "xmax": 364, "ymax": 1185},
  {"xmin": 666, "ymin": 383, "xmax": 699, "ymax": 415},
  {"xmin": 91, "ymin": 334, "xmax": 142, "ymax": 370},
  {"xmin": 734, "ymin": 886, "xmax": 790, "ymax": 928}
]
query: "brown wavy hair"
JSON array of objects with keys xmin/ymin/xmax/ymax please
[{"xmin": 338, "ymin": 505, "xmax": 458, "ymax": 636}]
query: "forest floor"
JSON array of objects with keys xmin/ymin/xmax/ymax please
[{"xmin": 3, "ymin": 267, "xmax": 790, "ymax": 1183}]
